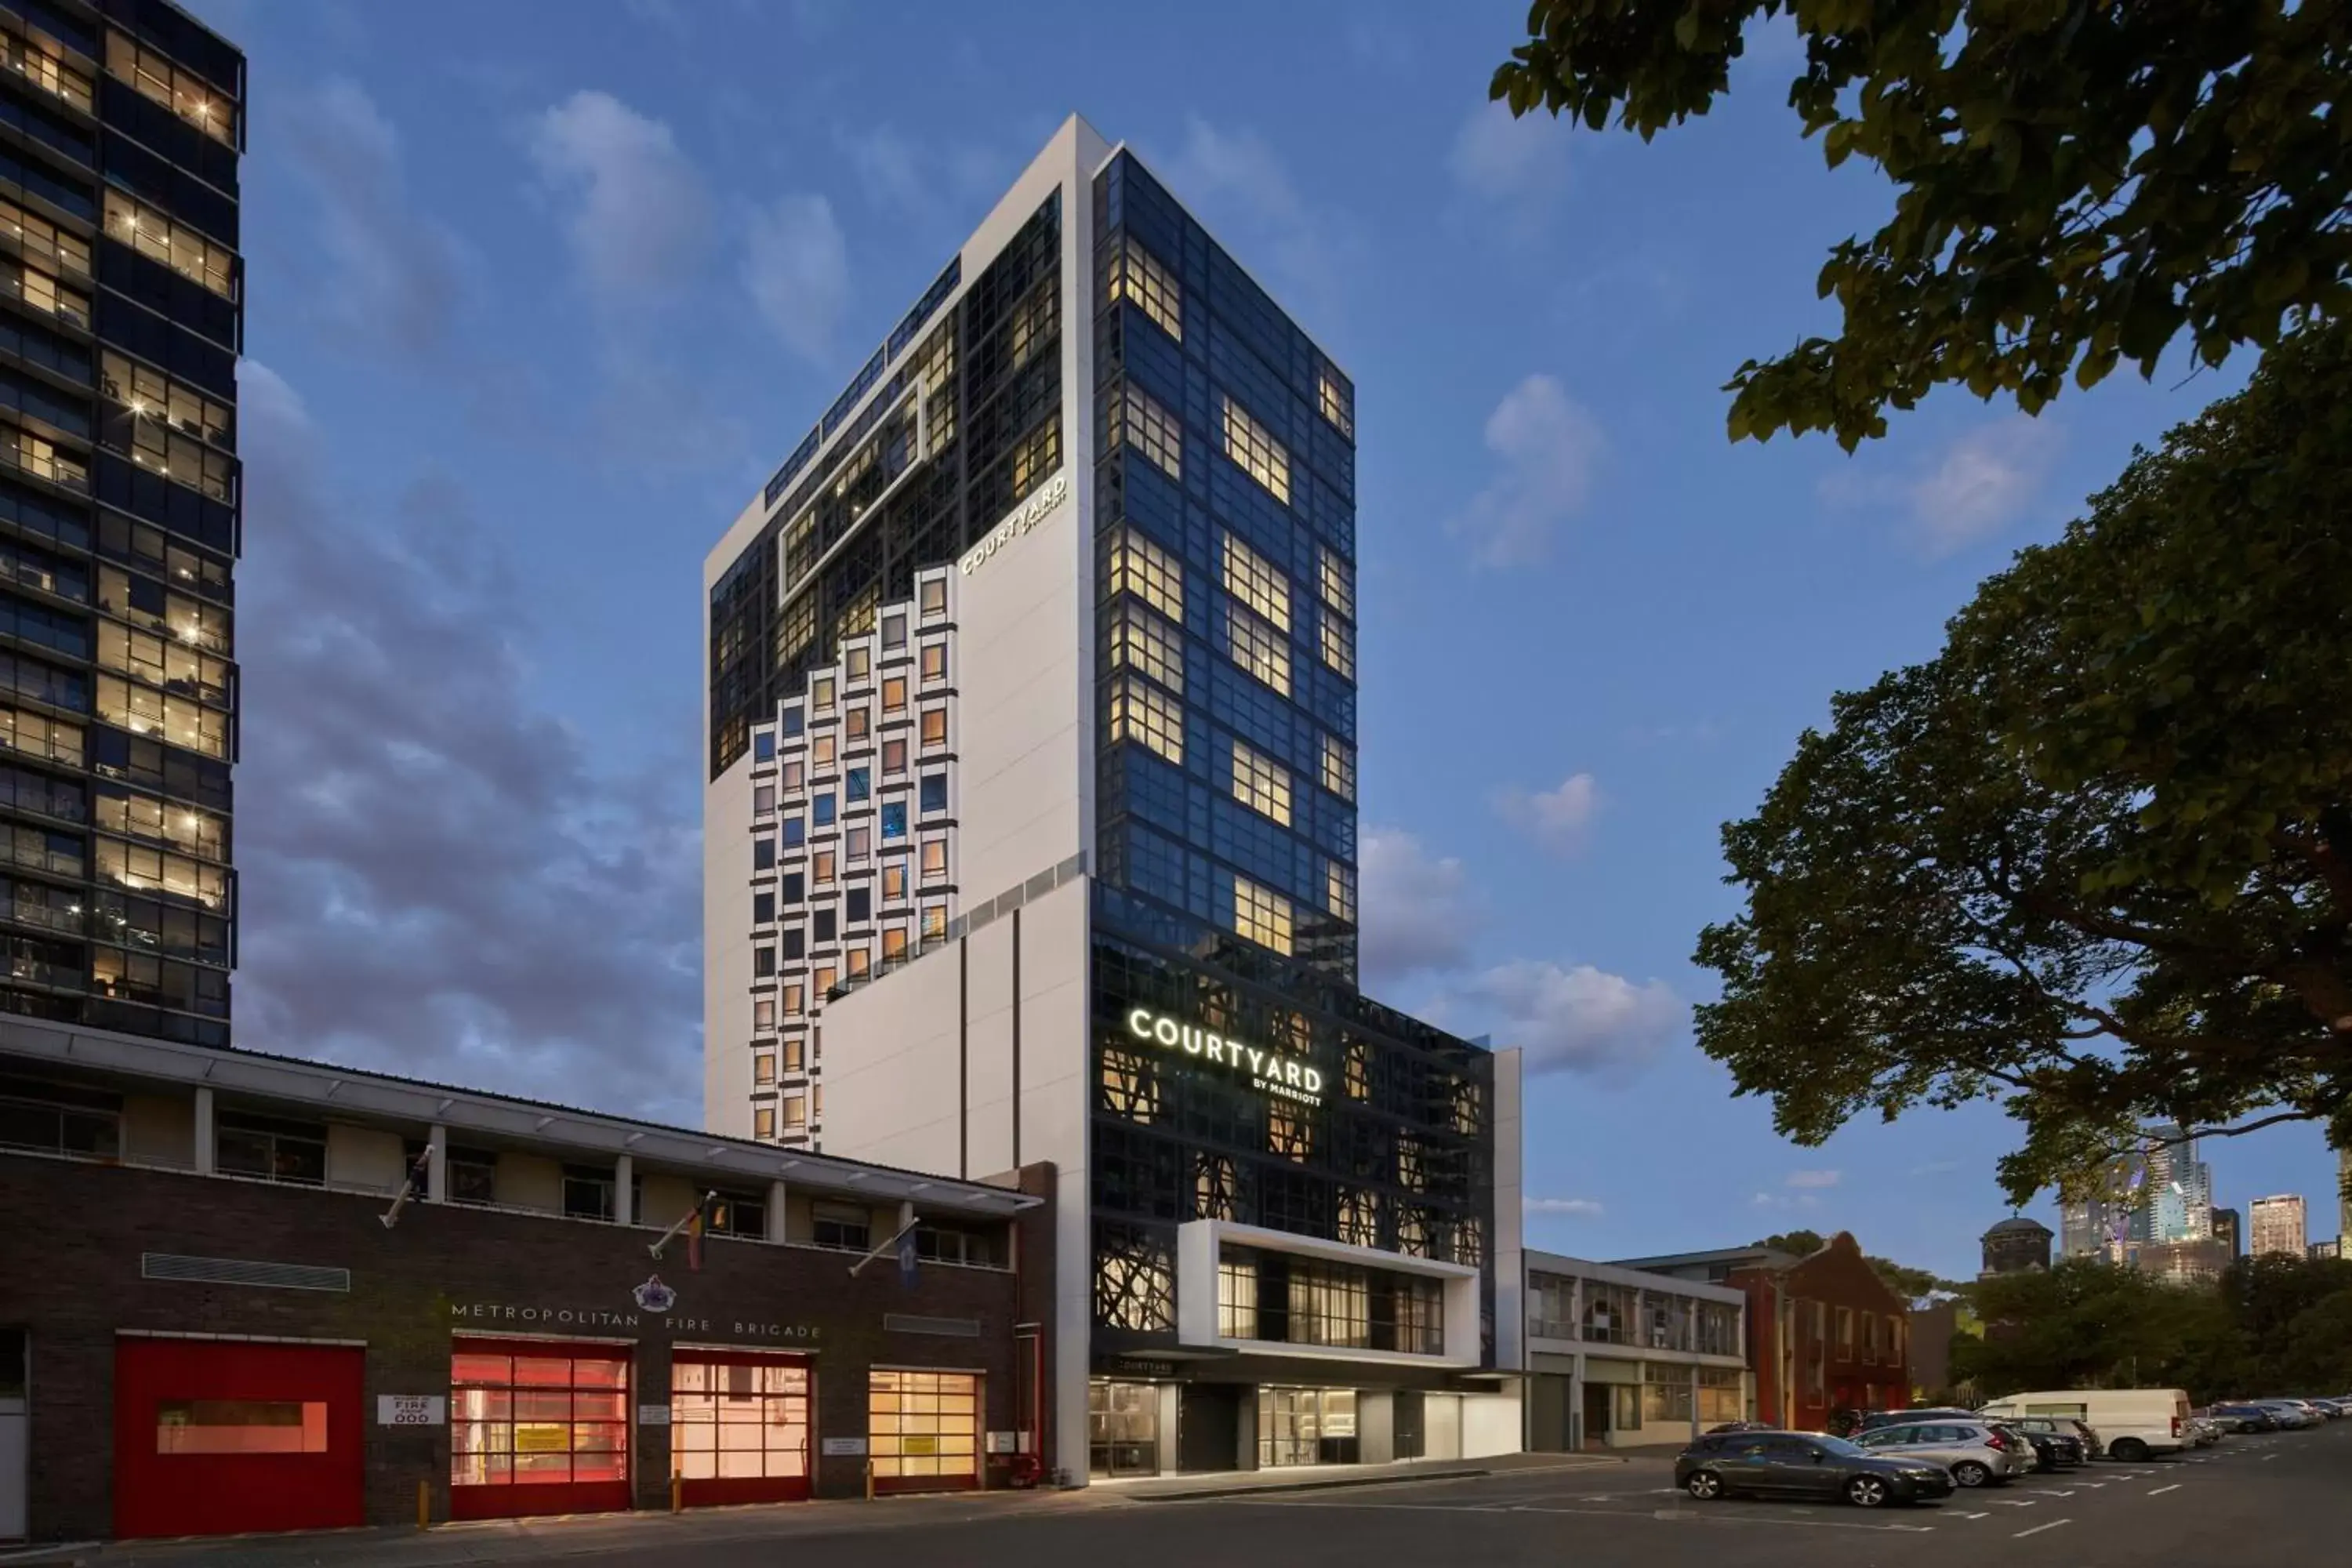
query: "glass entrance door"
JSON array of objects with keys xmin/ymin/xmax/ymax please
[
  {"xmin": 1087, "ymin": 1381, "xmax": 1159, "ymax": 1477},
  {"xmin": 1258, "ymin": 1387, "xmax": 1363, "ymax": 1468}
]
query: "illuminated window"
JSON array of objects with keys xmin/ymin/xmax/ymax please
[
  {"xmin": 1319, "ymin": 610, "xmax": 1354, "ymax": 681},
  {"xmin": 1106, "ymin": 234, "xmax": 1181, "ymax": 341},
  {"xmin": 1269, "ymin": 1101, "xmax": 1313, "ymax": 1161},
  {"xmin": 5, "ymin": 255, "xmax": 89, "ymax": 328},
  {"xmin": 754, "ymin": 1105, "xmax": 775, "ymax": 1140},
  {"xmin": 920, "ymin": 839, "xmax": 948, "ymax": 880},
  {"xmin": 1224, "ymin": 603, "xmax": 1290, "ymax": 696},
  {"xmin": 1232, "ymin": 877, "xmax": 1294, "ymax": 956},
  {"xmin": 1109, "ymin": 526, "xmax": 1183, "ymax": 620},
  {"xmin": 813, "ymin": 850, "xmax": 836, "ymax": 884},
  {"xmin": 881, "ymin": 861, "xmax": 907, "ymax": 900},
  {"xmin": 158, "ymin": 1399, "xmax": 325, "ymax": 1455},
  {"xmin": 448, "ymin": 1350, "xmax": 627, "ymax": 1489},
  {"xmin": 1196, "ymin": 1154, "xmax": 1239, "ymax": 1221},
  {"xmin": 1109, "ymin": 601, "xmax": 1184, "ymax": 694},
  {"xmin": 1454, "ymin": 1218, "xmax": 1485, "ymax": 1269},
  {"xmin": 106, "ymin": 31, "xmax": 234, "ymax": 143},
  {"xmin": 844, "ymin": 646, "xmax": 870, "ymax": 682},
  {"xmin": 811, "ymin": 676, "xmax": 835, "ymax": 710},
  {"xmin": 1099, "ymin": 1047, "xmax": 1159, "ymax": 1123},
  {"xmin": 1453, "ymin": 1080, "xmax": 1483, "ymax": 1136},
  {"xmin": 5, "ymin": 31, "xmax": 92, "ymax": 112},
  {"xmin": 868, "ymin": 1370, "xmax": 979, "ymax": 1483},
  {"xmin": 844, "ymin": 708, "xmax": 869, "ymax": 741},
  {"xmin": 1221, "ymin": 395, "xmax": 1290, "ymax": 503},
  {"xmin": 881, "ymin": 677, "xmax": 906, "ymax": 713},
  {"xmin": 811, "ymin": 734, "xmax": 836, "ymax": 769},
  {"xmin": 1231, "ymin": 740, "xmax": 1292, "ymax": 826},
  {"xmin": 920, "ymin": 643, "xmax": 946, "ymax": 682},
  {"xmin": 0, "ymin": 197, "xmax": 90, "ymax": 278},
  {"xmin": 920, "ymin": 707, "xmax": 946, "ymax": 747},
  {"xmin": 1397, "ymin": 1138, "xmax": 1426, "ymax": 1192},
  {"xmin": 1327, "ymin": 861, "xmax": 1356, "ymax": 922},
  {"xmin": 1010, "ymin": 421, "xmax": 1060, "ymax": 494},
  {"xmin": 102, "ymin": 192, "xmax": 234, "ymax": 300},
  {"xmin": 96, "ymin": 677, "xmax": 229, "ymax": 761},
  {"xmin": 753, "ymin": 997, "xmax": 776, "ymax": 1033},
  {"xmin": 920, "ymin": 578, "xmax": 947, "ymax": 618},
  {"xmin": 782, "ymin": 1092, "xmax": 808, "ymax": 1131},
  {"xmin": 921, "ymin": 904, "xmax": 947, "ymax": 940},
  {"xmin": 0, "ymin": 424, "xmax": 85, "ymax": 491},
  {"xmin": 846, "ymin": 946, "xmax": 870, "ymax": 978},
  {"xmin": 1345, "ymin": 1040, "xmax": 1369, "ymax": 1100},
  {"xmin": 753, "ymin": 1054, "xmax": 775, "ymax": 1086},
  {"xmin": 1338, "ymin": 1188, "xmax": 1378, "ymax": 1247},
  {"xmin": 1218, "ymin": 1257, "xmax": 1257, "ymax": 1337},
  {"xmin": 1109, "ymin": 675, "xmax": 1183, "ymax": 765},
  {"xmin": 1321, "ymin": 735, "xmax": 1355, "ymax": 800},
  {"xmin": 1107, "ymin": 383, "xmax": 1182, "ymax": 481},
  {"xmin": 1318, "ymin": 546, "xmax": 1354, "ymax": 618},
  {"xmin": 812, "ymin": 966, "xmax": 837, "ymax": 999},
  {"xmin": 882, "ymin": 926, "xmax": 907, "ymax": 960},
  {"xmin": 1318, "ymin": 363, "xmax": 1355, "ymax": 438},
  {"xmin": 1220, "ymin": 533, "xmax": 1290, "ymax": 632}
]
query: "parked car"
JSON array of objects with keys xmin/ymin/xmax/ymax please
[
  {"xmin": 2296, "ymin": 1396, "xmax": 2347, "ymax": 1418},
  {"xmin": 2185, "ymin": 1415, "xmax": 2222, "ymax": 1446},
  {"xmin": 1704, "ymin": 1421, "xmax": 1782, "ymax": 1434},
  {"xmin": 1848, "ymin": 1418, "xmax": 2028, "ymax": 1487},
  {"xmin": 1856, "ymin": 1406, "xmax": 1980, "ymax": 1432},
  {"xmin": 2000, "ymin": 1420, "xmax": 2085, "ymax": 1468},
  {"xmin": 2212, "ymin": 1403, "xmax": 2279, "ymax": 1432},
  {"xmin": 1976, "ymin": 1388, "xmax": 2193, "ymax": 1461},
  {"xmin": 2000, "ymin": 1414, "xmax": 2104, "ymax": 1458},
  {"xmin": 1676, "ymin": 1431, "xmax": 1955, "ymax": 1508},
  {"xmin": 2195, "ymin": 1406, "xmax": 2253, "ymax": 1434},
  {"xmin": 2252, "ymin": 1399, "xmax": 2318, "ymax": 1428}
]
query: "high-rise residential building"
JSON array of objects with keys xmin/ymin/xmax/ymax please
[
  {"xmin": 702, "ymin": 117, "xmax": 1521, "ymax": 1482},
  {"xmin": 2058, "ymin": 1196, "xmax": 2115, "ymax": 1261},
  {"xmin": 2248, "ymin": 1194, "xmax": 2307, "ymax": 1258},
  {"xmin": 0, "ymin": 2, "xmax": 240, "ymax": 1047},
  {"xmin": 2211, "ymin": 1206, "xmax": 2242, "ymax": 1258},
  {"xmin": 2138, "ymin": 1125, "xmax": 2212, "ymax": 1243}
]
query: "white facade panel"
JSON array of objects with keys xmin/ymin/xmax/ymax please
[
  {"xmin": 703, "ymin": 756, "xmax": 755, "ymax": 1138},
  {"xmin": 962, "ymin": 914, "xmax": 1018, "ymax": 1178},
  {"xmin": 816, "ymin": 937, "xmax": 966, "ymax": 1175}
]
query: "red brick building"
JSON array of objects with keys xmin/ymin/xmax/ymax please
[
  {"xmin": 0, "ymin": 1018, "xmax": 1055, "ymax": 1545},
  {"xmin": 1612, "ymin": 1232, "xmax": 1911, "ymax": 1432}
]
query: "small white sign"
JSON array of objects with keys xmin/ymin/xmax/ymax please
[
  {"xmin": 637, "ymin": 1405, "xmax": 671, "ymax": 1427},
  {"xmin": 821, "ymin": 1436, "xmax": 869, "ymax": 1457},
  {"xmin": 985, "ymin": 1430, "xmax": 1018, "ymax": 1454},
  {"xmin": 378, "ymin": 1395, "xmax": 445, "ymax": 1427}
]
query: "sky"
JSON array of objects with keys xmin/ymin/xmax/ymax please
[{"xmin": 201, "ymin": 0, "xmax": 2342, "ymax": 1283}]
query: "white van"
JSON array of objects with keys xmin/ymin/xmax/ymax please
[{"xmin": 1977, "ymin": 1388, "xmax": 2192, "ymax": 1461}]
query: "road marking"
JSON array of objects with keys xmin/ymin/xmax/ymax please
[
  {"xmin": 2045, "ymin": 1489, "xmax": 2075, "ymax": 1497},
  {"xmin": 2075, "ymin": 1480, "xmax": 2106, "ymax": 1489},
  {"xmin": 2149, "ymin": 1483, "xmax": 2182, "ymax": 1496},
  {"xmin": 2261, "ymin": 1454, "xmax": 2280, "ymax": 1462},
  {"xmin": 1955, "ymin": 1511, "xmax": 1991, "ymax": 1519},
  {"xmin": 1993, "ymin": 1497, "xmax": 2038, "ymax": 1507},
  {"xmin": 2014, "ymin": 1519, "xmax": 2072, "ymax": 1539}
]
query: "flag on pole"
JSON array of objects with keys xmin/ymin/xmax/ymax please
[
  {"xmin": 898, "ymin": 1224, "xmax": 920, "ymax": 1290},
  {"xmin": 378, "ymin": 1143, "xmax": 434, "ymax": 1229},
  {"xmin": 687, "ymin": 1191, "xmax": 718, "ymax": 1272}
]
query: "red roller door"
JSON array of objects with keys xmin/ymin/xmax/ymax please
[
  {"xmin": 114, "ymin": 1338, "xmax": 365, "ymax": 1539},
  {"xmin": 449, "ymin": 1338, "xmax": 633, "ymax": 1521},
  {"xmin": 670, "ymin": 1348, "xmax": 813, "ymax": 1507}
]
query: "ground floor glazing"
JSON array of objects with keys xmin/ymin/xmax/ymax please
[{"xmin": 1087, "ymin": 1375, "xmax": 1518, "ymax": 1477}]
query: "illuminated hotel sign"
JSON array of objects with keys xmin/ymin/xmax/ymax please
[
  {"xmin": 1125, "ymin": 1007, "xmax": 1323, "ymax": 1105},
  {"xmin": 959, "ymin": 470, "xmax": 1069, "ymax": 575}
]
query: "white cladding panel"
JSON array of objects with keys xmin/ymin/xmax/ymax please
[
  {"xmin": 703, "ymin": 756, "xmax": 755, "ymax": 1137},
  {"xmin": 816, "ymin": 936, "xmax": 965, "ymax": 1175}
]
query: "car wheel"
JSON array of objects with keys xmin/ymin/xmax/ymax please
[
  {"xmin": 1951, "ymin": 1461, "xmax": 1991, "ymax": 1488},
  {"xmin": 2111, "ymin": 1439, "xmax": 2149, "ymax": 1462},
  {"xmin": 1686, "ymin": 1470, "xmax": 1724, "ymax": 1501},
  {"xmin": 1846, "ymin": 1475, "xmax": 1889, "ymax": 1508}
]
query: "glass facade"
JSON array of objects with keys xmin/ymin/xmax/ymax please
[
  {"xmin": 710, "ymin": 193, "xmax": 1063, "ymax": 780},
  {"xmin": 0, "ymin": 1, "xmax": 242, "ymax": 1047}
]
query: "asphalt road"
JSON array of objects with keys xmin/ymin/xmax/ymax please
[{"xmin": 51, "ymin": 1421, "xmax": 2352, "ymax": 1567}]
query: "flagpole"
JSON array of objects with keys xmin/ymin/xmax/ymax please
[
  {"xmin": 650, "ymin": 1191, "xmax": 720, "ymax": 1260},
  {"xmin": 379, "ymin": 1143, "xmax": 435, "ymax": 1230},
  {"xmin": 849, "ymin": 1204, "xmax": 921, "ymax": 1278}
]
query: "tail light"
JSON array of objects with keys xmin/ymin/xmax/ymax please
[
  {"xmin": 2171, "ymin": 1416, "xmax": 2183, "ymax": 1437},
  {"xmin": 1984, "ymin": 1431, "xmax": 2007, "ymax": 1450}
]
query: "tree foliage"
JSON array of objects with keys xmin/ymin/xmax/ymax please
[
  {"xmin": 1955, "ymin": 1254, "xmax": 2352, "ymax": 1399},
  {"xmin": 1696, "ymin": 323, "xmax": 2352, "ymax": 1203},
  {"xmin": 1490, "ymin": 1, "xmax": 2352, "ymax": 447},
  {"xmin": 1748, "ymin": 1229, "xmax": 1960, "ymax": 1303}
]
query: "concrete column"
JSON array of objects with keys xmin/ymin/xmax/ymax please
[
  {"xmin": 191, "ymin": 1085, "xmax": 214, "ymax": 1175},
  {"xmin": 613, "ymin": 1155, "xmax": 634, "ymax": 1225},
  {"xmin": 1689, "ymin": 1361, "xmax": 1700, "ymax": 1443},
  {"xmin": 426, "ymin": 1124, "xmax": 448, "ymax": 1203},
  {"xmin": 767, "ymin": 1180, "xmax": 789, "ymax": 1243},
  {"xmin": 1155, "ymin": 1382, "xmax": 1180, "ymax": 1475}
]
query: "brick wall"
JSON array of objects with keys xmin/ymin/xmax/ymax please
[{"xmin": 0, "ymin": 1152, "xmax": 1053, "ymax": 1541}]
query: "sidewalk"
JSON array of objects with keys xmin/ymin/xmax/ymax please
[{"xmin": 1098, "ymin": 1449, "xmax": 1625, "ymax": 1501}]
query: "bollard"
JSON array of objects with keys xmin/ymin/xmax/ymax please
[
  {"xmin": 865, "ymin": 1458, "xmax": 875, "ymax": 1501},
  {"xmin": 670, "ymin": 1471, "xmax": 684, "ymax": 1514},
  {"xmin": 416, "ymin": 1479, "xmax": 429, "ymax": 1530}
]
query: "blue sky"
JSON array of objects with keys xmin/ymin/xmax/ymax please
[{"xmin": 207, "ymin": 0, "xmax": 2340, "ymax": 1282}]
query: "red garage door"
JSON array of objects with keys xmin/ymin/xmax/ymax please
[
  {"xmin": 449, "ymin": 1339, "xmax": 632, "ymax": 1521},
  {"xmin": 114, "ymin": 1338, "xmax": 365, "ymax": 1540},
  {"xmin": 670, "ymin": 1348, "xmax": 812, "ymax": 1507}
]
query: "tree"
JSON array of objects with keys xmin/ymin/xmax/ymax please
[
  {"xmin": 1953, "ymin": 1258, "xmax": 2215, "ymax": 1395},
  {"xmin": 1490, "ymin": 2, "xmax": 2352, "ymax": 448},
  {"xmin": 1696, "ymin": 323, "xmax": 2352, "ymax": 1203},
  {"xmin": 1748, "ymin": 1229, "xmax": 1958, "ymax": 1303}
]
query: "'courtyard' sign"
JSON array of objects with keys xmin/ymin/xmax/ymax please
[
  {"xmin": 959, "ymin": 470, "xmax": 1069, "ymax": 575},
  {"xmin": 1125, "ymin": 1007, "xmax": 1323, "ymax": 1105}
]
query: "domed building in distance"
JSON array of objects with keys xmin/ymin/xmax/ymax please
[{"xmin": 1980, "ymin": 1216, "xmax": 2055, "ymax": 1276}]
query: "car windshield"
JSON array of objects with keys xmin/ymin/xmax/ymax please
[{"xmin": 1813, "ymin": 1436, "xmax": 1869, "ymax": 1457}]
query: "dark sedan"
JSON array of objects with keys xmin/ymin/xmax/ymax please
[
  {"xmin": 1676, "ymin": 1431, "xmax": 1956, "ymax": 1509},
  {"xmin": 2001, "ymin": 1414, "xmax": 2101, "ymax": 1460},
  {"xmin": 2213, "ymin": 1403, "xmax": 2281, "ymax": 1432}
]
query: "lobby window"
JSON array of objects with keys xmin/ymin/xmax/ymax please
[
  {"xmin": 920, "ymin": 707, "xmax": 947, "ymax": 747},
  {"xmin": 882, "ymin": 860, "xmax": 907, "ymax": 901},
  {"xmin": 920, "ymin": 839, "xmax": 948, "ymax": 880},
  {"xmin": 1268, "ymin": 1100, "xmax": 1313, "ymax": 1161},
  {"xmin": 1218, "ymin": 1256, "xmax": 1258, "ymax": 1338},
  {"xmin": 1319, "ymin": 610, "xmax": 1355, "ymax": 681},
  {"xmin": 1318, "ymin": 362, "xmax": 1355, "ymax": 439},
  {"xmin": 1110, "ymin": 600, "xmax": 1185, "ymax": 694},
  {"xmin": 1232, "ymin": 877, "xmax": 1294, "ymax": 956},
  {"xmin": 216, "ymin": 1113, "xmax": 325, "ymax": 1186},
  {"xmin": 103, "ymin": 192, "xmax": 234, "ymax": 299},
  {"xmin": 1220, "ymin": 533, "xmax": 1291, "ymax": 633},
  {"xmin": 561, "ymin": 1165, "xmax": 615, "ymax": 1221},
  {"xmin": 1109, "ymin": 526, "xmax": 1183, "ymax": 620},
  {"xmin": 1322, "ymin": 734, "xmax": 1356, "ymax": 800},
  {"xmin": 1286, "ymin": 1260, "xmax": 1370, "ymax": 1348},
  {"xmin": 920, "ymin": 577, "xmax": 947, "ymax": 618},
  {"xmin": 880, "ymin": 801, "xmax": 907, "ymax": 840},
  {"xmin": 1099, "ymin": 1046, "xmax": 1159, "ymax": 1123},
  {"xmin": 884, "ymin": 737, "xmax": 909, "ymax": 775},
  {"xmin": 1224, "ymin": 603, "xmax": 1290, "ymax": 696},
  {"xmin": 1107, "ymin": 383, "xmax": 1183, "ymax": 481},
  {"xmin": 1338, "ymin": 1188, "xmax": 1379, "ymax": 1248},
  {"xmin": 881, "ymin": 677, "xmax": 906, "ymax": 713},
  {"xmin": 1327, "ymin": 861, "xmax": 1356, "ymax": 922},
  {"xmin": 846, "ymin": 768, "xmax": 870, "ymax": 802},
  {"xmin": 1221, "ymin": 395, "xmax": 1290, "ymax": 504},
  {"xmin": 922, "ymin": 904, "xmax": 947, "ymax": 941},
  {"xmin": 920, "ymin": 642, "xmax": 947, "ymax": 682},
  {"xmin": 1106, "ymin": 233, "xmax": 1182, "ymax": 341},
  {"xmin": 919, "ymin": 772, "xmax": 948, "ymax": 813},
  {"xmin": 1230, "ymin": 739, "xmax": 1294, "ymax": 826},
  {"xmin": 1194, "ymin": 1152, "xmax": 1238, "ymax": 1220},
  {"xmin": 1109, "ymin": 675, "xmax": 1184, "ymax": 765},
  {"xmin": 813, "ymin": 1201, "xmax": 869, "ymax": 1250}
]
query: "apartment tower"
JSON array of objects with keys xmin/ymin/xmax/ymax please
[
  {"xmin": 703, "ymin": 118, "xmax": 1521, "ymax": 1483},
  {"xmin": 0, "ymin": 1, "xmax": 240, "ymax": 1045}
]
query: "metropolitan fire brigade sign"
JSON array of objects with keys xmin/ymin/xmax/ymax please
[{"xmin": 377, "ymin": 1395, "xmax": 445, "ymax": 1426}]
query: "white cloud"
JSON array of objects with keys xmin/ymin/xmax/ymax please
[
  {"xmin": 1753, "ymin": 1191, "xmax": 1823, "ymax": 1210},
  {"xmin": 1495, "ymin": 771, "xmax": 1601, "ymax": 855},
  {"xmin": 1450, "ymin": 100, "xmax": 1571, "ymax": 205},
  {"xmin": 1785, "ymin": 1169, "xmax": 1843, "ymax": 1190},
  {"xmin": 743, "ymin": 194, "xmax": 850, "ymax": 365},
  {"xmin": 1526, "ymin": 1196, "xmax": 1606, "ymax": 1218},
  {"xmin": 1446, "ymin": 374, "xmax": 1606, "ymax": 568},
  {"xmin": 1437, "ymin": 960, "xmax": 1686, "ymax": 1077},
  {"xmin": 1163, "ymin": 118, "xmax": 1352, "ymax": 319},
  {"xmin": 526, "ymin": 90, "xmax": 711, "ymax": 306},
  {"xmin": 1820, "ymin": 414, "xmax": 2065, "ymax": 558},
  {"xmin": 1357, "ymin": 827, "xmax": 1478, "ymax": 990}
]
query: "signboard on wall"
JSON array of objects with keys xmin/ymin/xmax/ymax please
[
  {"xmin": 377, "ymin": 1396, "xmax": 445, "ymax": 1426},
  {"xmin": 821, "ymin": 1436, "xmax": 868, "ymax": 1457},
  {"xmin": 637, "ymin": 1405, "xmax": 671, "ymax": 1427},
  {"xmin": 985, "ymin": 1430, "xmax": 1018, "ymax": 1454}
]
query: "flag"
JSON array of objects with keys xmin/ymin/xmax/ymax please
[
  {"xmin": 398, "ymin": 1145, "xmax": 433, "ymax": 1200},
  {"xmin": 688, "ymin": 1199, "xmax": 706, "ymax": 1273},
  {"xmin": 898, "ymin": 1225, "xmax": 920, "ymax": 1290}
]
